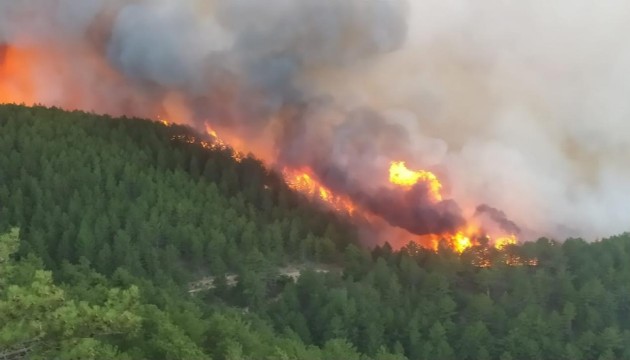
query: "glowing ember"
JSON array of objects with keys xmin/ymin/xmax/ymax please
[
  {"xmin": 157, "ymin": 116, "xmax": 171, "ymax": 126},
  {"xmin": 204, "ymin": 125, "xmax": 246, "ymax": 162},
  {"xmin": 389, "ymin": 161, "xmax": 442, "ymax": 201},
  {"xmin": 504, "ymin": 254, "xmax": 539, "ymax": 267},
  {"xmin": 205, "ymin": 124, "xmax": 219, "ymax": 139}
]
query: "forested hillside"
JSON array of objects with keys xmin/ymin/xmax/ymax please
[{"xmin": 1, "ymin": 104, "xmax": 629, "ymax": 360}]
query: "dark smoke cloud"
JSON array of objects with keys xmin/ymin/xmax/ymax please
[
  {"xmin": 475, "ymin": 205, "xmax": 521, "ymax": 235},
  {"xmin": 362, "ymin": 186, "xmax": 465, "ymax": 235},
  {"xmin": 103, "ymin": 0, "xmax": 408, "ymax": 115}
]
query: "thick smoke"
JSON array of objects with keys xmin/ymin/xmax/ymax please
[
  {"xmin": 475, "ymin": 205, "xmax": 521, "ymax": 235},
  {"xmin": 1, "ymin": 0, "xmax": 629, "ymax": 240}
]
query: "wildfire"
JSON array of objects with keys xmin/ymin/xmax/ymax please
[
  {"xmin": 281, "ymin": 161, "xmax": 519, "ymax": 256},
  {"xmin": 166, "ymin": 125, "xmax": 520, "ymax": 257},
  {"xmin": 284, "ymin": 169, "xmax": 356, "ymax": 215},
  {"xmin": 0, "ymin": 17, "xmax": 531, "ymax": 267},
  {"xmin": 1, "ymin": 43, "xmax": 517, "ymax": 259},
  {"xmin": 494, "ymin": 235, "xmax": 518, "ymax": 250},
  {"xmin": 452, "ymin": 231, "xmax": 474, "ymax": 253},
  {"xmin": 205, "ymin": 124, "xmax": 220, "ymax": 140},
  {"xmin": 421, "ymin": 227, "xmax": 473, "ymax": 253},
  {"xmin": 389, "ymin": 161, "xmax": 442, "ymax": 201},
  {"xmin": 157, "ymin": 116, "xmax": 171, "ymax": 126},
  {"xmin": 176, "ymin": 123, "xmax": 358, "ymax": 216}
]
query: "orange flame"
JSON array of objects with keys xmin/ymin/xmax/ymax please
[
  {"xmin": 157, "ymin": 116, "xmax": 171, "ymax": 126},
  {"xmin": 452, "ymin": 231, "xmax": 474, "ymax": 253},
  {"xmin": 284, "ymin": 169, "xmax": 356, "ymax": 215},
  {"xmin": 494, "ymin": 235, "xmax": 518, "ymax": 250},
  {"xmin": 421, "ymin": 223, "xmax": 519, "ymax": 254},
  {"xmin": 389, "ymin": 161, "xmax": 442, "ymax": 201},
  {"xmin": 204, "ymin": 124, "xmax": 245, "ymax": 162}
]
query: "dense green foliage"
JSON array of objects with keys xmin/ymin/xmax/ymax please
[
  {"xmin": 1, "ymin": 104, "xmax": 629, "ymax": 359},
  {"xmin": 1, "ymin": 229, "xmax": 146, "ymax": 360}
]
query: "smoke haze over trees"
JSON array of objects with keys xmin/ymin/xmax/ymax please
[
  {"xmin": 2, "ymin": 1, "xmax": 629, "ymax": 239},
  {"xmin": 1, "ymin": 105, "xmax": 629, "ymax": 359}
]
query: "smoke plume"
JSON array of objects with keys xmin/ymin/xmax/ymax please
[
  {"xmin": 1, "ymin": 0, "xmax": 629, "ymax": 240},
  {"xmin": 475, "ymin": 205, "xmax": 521, "ymax": 236}
]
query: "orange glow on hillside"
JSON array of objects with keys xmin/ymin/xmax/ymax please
[
  {"xmin": 0, "ymin": 45, "xmax": 37, "ymax": 105},
  {"xmin": 389, "ymin": 161, "xmax": 442, "ymax": 201},
  {"xmin": 0, "ymin": 38, "xmax": 528, "ymax": 264},
  {"xmin": 204, "ymin": 124, "xmax": 245, "ymax": 162}
]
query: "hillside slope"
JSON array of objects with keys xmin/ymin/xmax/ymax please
[{"xmin": 1, "ymin": 105, "xmax": 629, "ymax": 360}]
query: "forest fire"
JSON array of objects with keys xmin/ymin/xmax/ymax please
[
  {"xmin": 283, "ymin": 169, "xmax": 356, "ymax": 215},
  {"xmin": 389, "ymin": 161, "xmax": 442, "ymax": 202},
  {"xmin": 418, "ymin": 227, "xmax": 517, "ymax": 254},
  {"xmin": 0, "ymin": 46, "xmax": 519, "ymax": 255},
  {"xmin": 0, "ymin": 2, "xmax": 526, "ymax": 257},
  {"xmin": 385, "ymin": 161, "xmax": 519, "ymax": 253},
  {"xmin": 494, "ymin": 235, "xmax": 518, "ymax": 250},
  {"xmin": 452, "ymin": 232, "xmax": 474, "ymax": 253},
  {"xmin": 162, "ymin": 122, "xmax": 520, "ymax": 254}
]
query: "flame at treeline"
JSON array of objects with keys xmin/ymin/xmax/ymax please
[
  {"xmin": 0, "ymin": 1, "xmax": 524, "ymax": 255},
  {"xmin": 168, "ymin": 120, "xmax": 518, "ymax": 254},
  {"xmin": 0, "ymin": 42, "xmax": 517, "ymax": 254}
]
